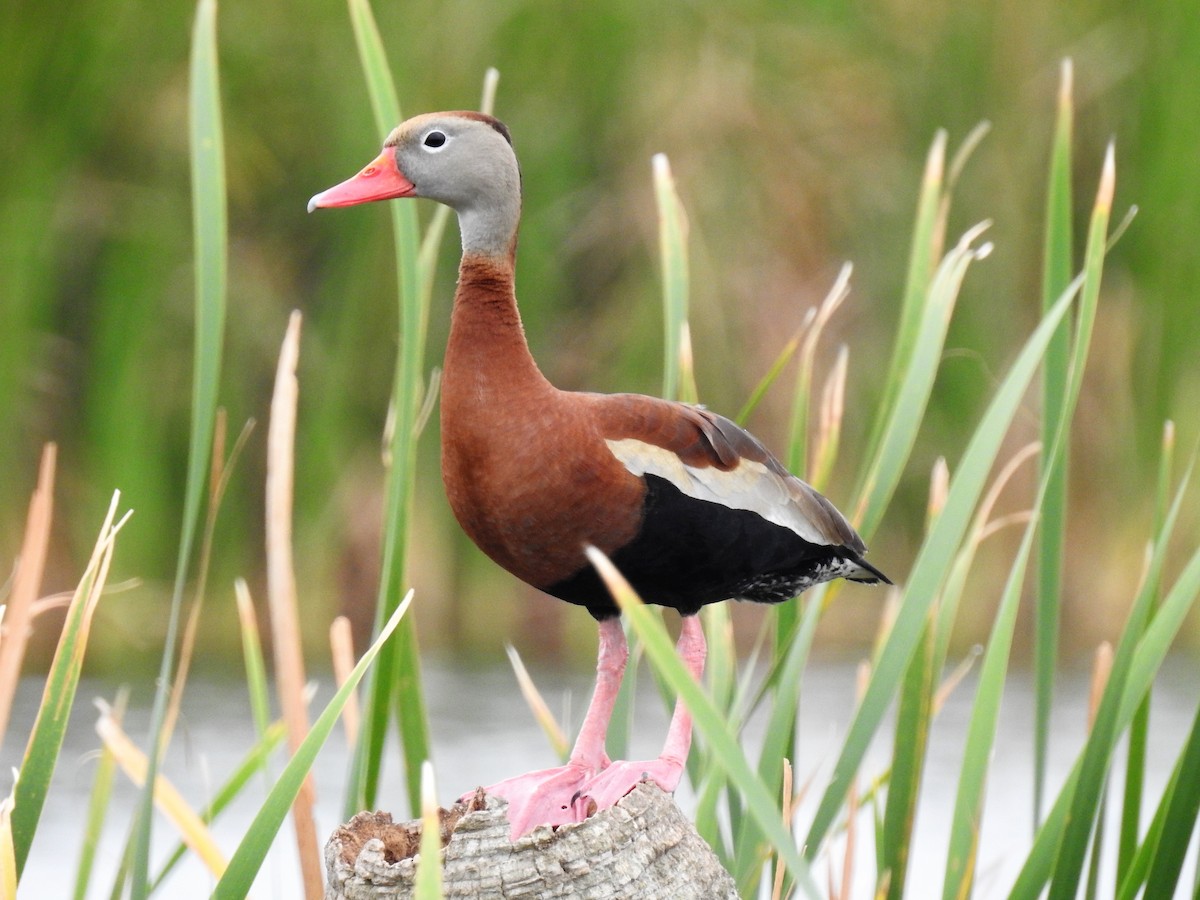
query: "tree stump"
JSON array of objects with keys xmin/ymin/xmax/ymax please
[{"xmin": 324, "ymin": 782, "xmax": 738, "ymax": 899}]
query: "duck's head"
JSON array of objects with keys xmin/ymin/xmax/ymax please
[{"xmin": 309, "ymin": 111, "xmax": 521, "ymax": 257}]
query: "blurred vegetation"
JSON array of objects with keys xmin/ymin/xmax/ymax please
[{"xmin": 3, "ymin": 0, "xmax": 1198, "ymax": 669}]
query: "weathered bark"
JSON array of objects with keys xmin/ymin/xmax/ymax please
[{"xmin": 325, "ymin": 782, "xmax": 738, "ymax": 899}]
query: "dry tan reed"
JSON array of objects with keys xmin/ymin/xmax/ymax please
[
  {"xmin": 265, "ymin": 311, "xmax": 322, "ymax": 899},
  {"xmin": 0, "ymin": 444, "xmax": 56, "ymax": 749}
]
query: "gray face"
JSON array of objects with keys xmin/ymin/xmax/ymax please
[{"xmin": 387, "ymin": 114, "xmax": 522, "ymax": 256}]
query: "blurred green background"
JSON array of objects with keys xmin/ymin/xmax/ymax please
[{"xmin": 3, "ymin": 0, "xmax": 1197, "ymax": 671}]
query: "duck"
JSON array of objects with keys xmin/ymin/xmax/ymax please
[{"xmin": 308, "ymin": 110, "xmax": 889, "ymax": 839}]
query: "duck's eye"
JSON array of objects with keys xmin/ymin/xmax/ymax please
[{"xmin": 423, "ymin": 131, "xmax": 447, "ymax": 149}]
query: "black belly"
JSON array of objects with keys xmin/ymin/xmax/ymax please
[{"xmin": 544, "ymin": 474, "xmax": 869, "ymax": 620}]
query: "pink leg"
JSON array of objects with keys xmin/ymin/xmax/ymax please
[
  {"xmin": 576, "ymin": 614, "xmax": 706, "ymax": 810},
  {"xmin": 566, "ymin": 617, "xmax": 627, "ymax": 770},
  {"xmin": 472, "ymin": 618, "xmax": 628, "ymax": 838}
]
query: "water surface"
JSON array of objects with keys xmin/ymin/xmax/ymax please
[{"xmin": 7, "ymin": 657, "xmax": 1196, "ymax": 897}]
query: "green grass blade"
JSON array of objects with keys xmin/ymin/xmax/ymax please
[
  {"xmin": 347, "ymin": 0, "xmax": 401, "ymax": 141},
  {"xmin": 104, "ymin": 827, "xmax": 134, "ymax": 900},
  {"xmin": 1083, "ymin": 772, "xmax": 1108, "ymax": 900},
  {"xmin": 1115, "ymin": 749, "xmax": 1182, "ymax": 900},
  {"xmin": 771, "ymin": 265, "xmax": 852, "ymax": 774},
  {"xmin": 1033, "ymin": 56, "xmax": 1075, "ymax": 836},
  {"xmin": 418, "ymin": 206, "xmax": 453, "ymax": 325},
  {"xmin": 942, "ymin": 118, "xmax": 1109, "ymax": 900},
  {"xmin": 1008, "ymin": 452, "xmax": 1196, "ymax": 896},
  {"xmin": 1043, "ymin": 135, "xmax": 1115, "ymax": 878},
  {"xmin": 693, "ymin": 742, "xmax": 731, "ymax": 865},
  {"xmin": 72, "ymin": 689, "xmax": 128, "ymax": 900},
  {"xmin": 1118, "ymin": 421, "xmax": 1174, "ymax": 882},
  {"xmin": 1016, "ymin": 139, "xmax": 1114, "ymax": 892},
  {"xmin": 130, "ymin": 1, "xmax": 227, "ymax": 893},
  {"xmin": 234, "ymin": 579, "xmax": 272, "ymax": 741},
  {"xmin": 734, "ymin": 325, "xmax": 803, "ymax": 425},
  {"xmin": 180, "ymin": 0, "xmax": 228, "ymax": 576},
  {"xmin": 1059, "ymin": 139, "xmax": 1113, "ymax": 494},
  {"xmin": 943, "ymin": 503, "xmax": 1042, "ymax": 899},
  {"xmin": 701, "ymin": 603, "xmax": 736, "ymax": 717},
  {"xmin": 213, "ymin": 592, "xmax": 412, "ymax": 899},
  {"xmin": 734, "ymin": 588, "xmax": 825, "ymax": 892},
  {"xmin": 1118, "ymin": 698, "xmax": 1150, "ymax": 882},
  {"xmin": 692, "ymin": 603, "xmax": 736, "ymax": 806},
  {"xmin": 414, "ymin": 761, "xmax": 444, "ymax": 900},
  {"xmin": 12, "ymin": 496, "xmax": 127, "ymax": 875},
  {"xmin": 1037, "ymin": 537, "xmax": 1200, "ymax": 898},
  {"xmin": 151, "ymin": 721, "xmax": 286, "ymax": 890},
  {"xmin": 586, "ymin": 548, "xmax": 821, "ymax": 899},
  {"xmin": 1041, "ymin": 148, "xmax": 1123, "ymax": 897},
  {"xmin": 806, "ymin": 270, "xmax": 1079, "ymax": 858},
  {"xmin": 930, "ymin": 444, "xmax": 1037, "ymax": 696},
  {"xmin": 654, "ymin": 153, "xmax": 691, "ymax": 403},
  {"xmin": 858, "ymin": 131, "xmax": 946, "ymax": 473},
  {"xmin": 1117, "ymin": 497, "xmax": 1200, "ymax": 726},
  {"xmin": 343, "ymin": 0, "xmax": 432, "ymax": 817},
  {"xmin": 756, "ymin": 591, "xmax": 824, "ymax": 789},
  {"xmin": 880, "ymin": 618, "xmax": 934, "ymax": 898},
  {"xmin": 856, "ymin": 125, "xmax": 987, "ymax": 540},
  {"xmin": 1115, "ymin": 669, "xmax": 1200, "ymax": 900},
  {"xmin": 715, "ymin": 623, "xmax": 780, "ymax": 862},
  {"xmin": 852, "ymin": 223, "xmax": 990, "ymax": 542}
]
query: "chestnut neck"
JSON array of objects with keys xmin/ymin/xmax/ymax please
[{"xmin": 442, "ymin": 251, "xmax": 555, "ymax": 419}]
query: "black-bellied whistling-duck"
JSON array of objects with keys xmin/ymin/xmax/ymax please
[{"xmin": 309, "ymin": 111, "xmax": 889, "ymax": 839}]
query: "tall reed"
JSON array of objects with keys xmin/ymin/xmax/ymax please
[{"xmin": 128, "ymin": 0, "xmax": 227, "ymax": 893}]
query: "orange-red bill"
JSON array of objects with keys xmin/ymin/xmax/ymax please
[{"xmin": 307, "ymin": 149, "xmax": 415, "ymax": 212}]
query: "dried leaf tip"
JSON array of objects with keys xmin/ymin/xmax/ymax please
[
  {"xmin": 584, "ymin": 545, "xmax": 640, "ymax": 611},
  {"xmin": 652, "ymin": 153, "xmax": 672, "ymax": 182},
  {"xmin": 420, "ymin": 760, "xmax": 438, "ymax": 814},
  {"xmin": 1058, "ymin": 59, "xmax": 1074, "ymax": 110},
  {"xmin": 416, "ymin": 760, "xmax": 444, "ymax": 895},
  {"xmin": 585, "ymin": 544, "xmax": 618, "ymax": 585},
  {"xmin": 928, "ymin": 457, "xmax": 949, "ymax": 524},
  {"xmin": 481, "ymin": 68, "xmax": 500, "ymax": 116},
  {"xmin": 679, "ymin": 321, "xmax": 695, "ymax": 390},
  {"xmin": 923, "ymin": 130, "xmax": 948, "ymax": 190},
  {"xmin": 956, "ymin": 220, "xmax": 993, "ymax": 262},
  {"xmin": 1096, "ymin": 142, "xmax": 1116, "ymax": 214},
  {"xmin": 1086, "ymin": 641, "xmax": 1113, "ymax": 732}
]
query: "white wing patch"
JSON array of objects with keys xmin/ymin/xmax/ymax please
[{"xmin": 605, "ymin": 437, "xmax": 834, "ymax": 547}]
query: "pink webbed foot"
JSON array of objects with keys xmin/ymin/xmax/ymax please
[
  {"xmin": 575, "ymin": 754, "xmax": 686, "ymax": 811},
  {"xmin": 467, "ymin": 615, "xmax": 706, "ymax": 840},
  {"xmin": 466, "ymin": 763, "xmax": 604, "ymax": 839}
]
